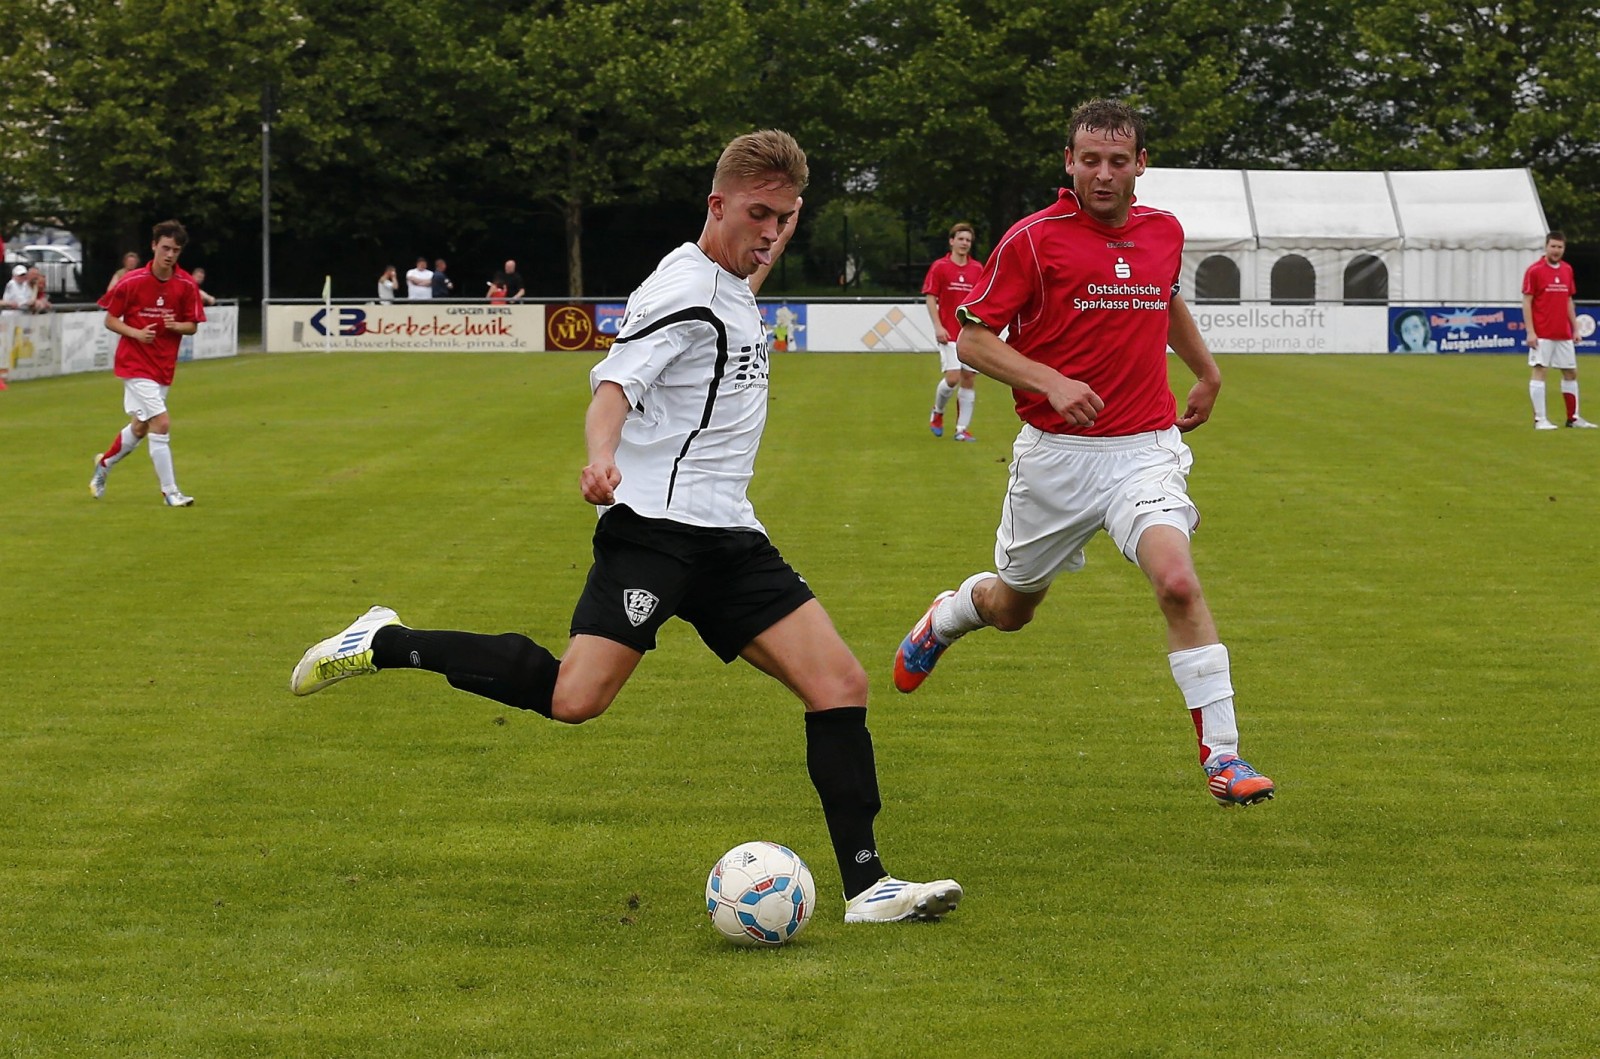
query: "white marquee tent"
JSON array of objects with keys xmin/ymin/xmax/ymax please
[{"xmin": 1135, "ymin": 167, "xmax": 1548, "ymax": 304}]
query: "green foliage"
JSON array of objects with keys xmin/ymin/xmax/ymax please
[
  {"xmin": 802, "ymin": 198, "xmax": 908, "ymax": 287},
  {"xmin": 3, "ymin": 1, "xmax": 1597, "ymax": 279},
  {"xmin": 4, "ymin": 352, "xmax": 1600, "ymax": 1055}
]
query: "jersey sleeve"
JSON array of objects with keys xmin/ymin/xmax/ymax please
[
  {"xmin": 98, "ymin": 281, "xmax": 126, "ymax": 316},
  {"xmin": 921, "ymin": 260, "xmax": 942, "ymax": 297},
  {"xmin": 1522, "ymin": 265, "xmax": 1536, "ymax": 297},
  {"xmin": 957, "ymin": 232, "xmax": 1031, "ymax": 331}
]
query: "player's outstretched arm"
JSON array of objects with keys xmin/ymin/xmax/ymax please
[
  {"xmin": 1168, "ymin": 294, "xmax": 1221, "ymax": 432},
  {"xmin": 580, "ymin": 382, "xmax": 630, "ymax": 505}
]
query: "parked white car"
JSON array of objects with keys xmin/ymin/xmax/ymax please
[{"xmin": 23, "ymin": 244, "xmax": 82, "ymax": 296}]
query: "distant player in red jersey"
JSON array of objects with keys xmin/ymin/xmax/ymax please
[
  {"xmin": 921, "ymin": 222, "xmax": 984, "ymax": 441},
  {"xmin": 892, "ymin": 99, "xmax": 1274, "ymax": 808},
  {"xmin": 1522, "ymin": 231, "xmax": 1593, "ymax": 429},
  {"xmin": 89, "ymin": 220, "xmax": 207, "ymax": 506}
]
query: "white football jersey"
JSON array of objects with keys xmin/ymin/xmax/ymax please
[{"xmin": 590, "ymin": 243, "xmax": 771, "ymax": 532}]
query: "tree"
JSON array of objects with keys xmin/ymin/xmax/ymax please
[{"xmin": 496, "ymin": 0, "xmax": 757, "ymax": 296}]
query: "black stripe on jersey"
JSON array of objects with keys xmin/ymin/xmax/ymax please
[{"xmin": 612, "ymin": 305, "xmax": 729, "ymax": 512}]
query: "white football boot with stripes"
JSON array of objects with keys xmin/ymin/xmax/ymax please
[
  {"xmin": 843, "ymin": 876, "xmax": 963, "ymax": 923},
  {"xmin": 290, "ymin": 605, "xmax": 402, "ymax": 696}
]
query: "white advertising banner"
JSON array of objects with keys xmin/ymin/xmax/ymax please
[
  {"xmin": 804, "ymin": 302, "xmax": 935, "ymax": 353},
  {"xmin": 1185, "ymin": 304, "xmax": 1390, "ymax": 354},
  {"xmin": 4, "ymin": 312, "xmax": 61, "ymax": 381},
  {"xmin": 59, "ymin": 311, "xmax": 115, "ymax": 375},
  {"xmin": 266, "ymin": 303, "xmax": 547, "ymax": 353},
  {"xmin": 2, "ymin": 304, "xmax": 237, "ymax": 383}
]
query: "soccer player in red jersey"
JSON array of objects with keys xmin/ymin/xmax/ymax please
[
  {"xmin": 89, "ymin": 220, "xmax": 207, "ymax": 506},
  {"xmin": 1522, "ymin": 230, "xmax": 1593, "ymax": 429},
  {"xmin": 921, "ymin": 222, "xmax": 984, "ymax": 441},
  {"xmin": 892, "ymin": 99, "xmax": 1274, "ymax": 807}
]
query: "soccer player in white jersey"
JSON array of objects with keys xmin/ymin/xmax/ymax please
[
  {"xmin": 291, "ymin": 131, "xmax": 962, "ymax": 925},
  {"xmin": 892, "ymin": 99, "xmax": 1274, "ymax": 808}
]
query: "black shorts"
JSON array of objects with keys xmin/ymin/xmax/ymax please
[{"xmin": 569, "ymin": 505, "xmax": 816, "ymax": 663}]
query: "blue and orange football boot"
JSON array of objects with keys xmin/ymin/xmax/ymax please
[
  {"xmin": 929, "ymin": 410, "xmax": 944, "ymax": 437},
  {"xmin": 892, "ymin": 590, "xmax": 955, "ymax": 693},
  {"xmin": 1205, "ymin": 755, "xmax": 1275, "ymax": 806}
]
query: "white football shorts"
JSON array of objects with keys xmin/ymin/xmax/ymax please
[
  {"xmin": 938, "ymin": 341, "xmax": 973, "ymax": 374},
  {"xmin": 995, "ymin": 424, "xmax": 1200, "ymax": 594},
  {"xmin": 123, "ymin": 378, "xmax": 170, "ymax": 422},
  {"xmin": 1530, "ymin": 339, "xmax": 1576, "ymax": 370}
]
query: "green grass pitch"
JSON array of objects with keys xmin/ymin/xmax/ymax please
[{"xmin": 2, "ymin": 350, "xmax": 1597, "ymax": 1057}]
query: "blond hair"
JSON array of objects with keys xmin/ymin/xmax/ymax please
[{"xmin": 713, "ymin": 130, "xmax": 809, "ymax": 193}]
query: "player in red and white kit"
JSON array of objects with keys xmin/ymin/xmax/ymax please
[
  {"xmin": 921, "ymin": 222, "xmax": 984, "ymax": 441},
  {"xmin": 892, "ymin": 99, "xmax": 1274, "ymax": 808},
  {"xmin": 89, "ymin": 220, "xmax": 207, "ymax": 506},
  {"xmin": 1522, "ymin": 230, "xmax": 1593, "ymax": 430}
]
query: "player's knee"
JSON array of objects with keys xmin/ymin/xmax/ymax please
[
  {"xmin": 1151, "ymin": 567, "xmax": 1204, "ymax": 612},
  {"xmin": 549, "ymin": 688, "xmax": 612, "ymax": 725},
  {"xmin": 805, "ymin": 656, "xmax": 869, "ymax": 710}
]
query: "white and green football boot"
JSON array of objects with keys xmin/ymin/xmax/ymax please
[{"xmin": 290, "ymin": 605, "xmax": 402, "ymax": 696}]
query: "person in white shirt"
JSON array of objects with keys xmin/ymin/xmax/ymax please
[
  {"xmin": 405, "ymin": 257, "xmax": 433, "ymax": 299},
  {"xmin": 290, "ymin": 130, "xmax": 962, "ymax": 927},
  {"xmin": 4, "ymin": 265, "xmax": 33, "ymax": 309}
]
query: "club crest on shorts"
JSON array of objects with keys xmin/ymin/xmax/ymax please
[{"xmin": 623, "ymin": 588, "xmax": 659, "ymax": 627}]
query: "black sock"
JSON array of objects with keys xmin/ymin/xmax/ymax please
[
  {"xmin": 372, "ymin": 627, "xmax": 558, "ymax": 718},
  {"xmin": 804, "ymin": 707, "xmax": 887, "ymax": 899}
]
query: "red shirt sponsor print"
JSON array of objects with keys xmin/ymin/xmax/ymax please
[
  {"xmin": 958, "ymin": 189, "xmax": 1182, "ymax": 437},
  {"xmin": 99, "ymin": 267, "xmax": 206, "ymax": 386},
  {"xmin": 922, "ymin": 253, "xmax": 985, "ymax": 338},
  {"xmin": 1523, "ymin": 259, "xmax": 1576, "ymax": 341}
]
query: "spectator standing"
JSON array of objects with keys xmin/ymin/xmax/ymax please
[
  {"xmin": 378, "ymin": 266, "xmax": 398, "ymax": 303},
  {"xmin": 188, "ymin": 266, "xmax": 218, "ymax": 307},
  {"xmin": 4, "ymin": 265, "xmax": 33, "ymax": 310},
  {"xmin": 492, "ymin": 259, "xmax": 525, "ymax": 301},
  {"xmin": 431, "ymin": 258, "xmax": 454, "ymax": 299},
  {"xmin": 405, "ymin": 257, "xmax": 433, "ymax": 299},
  {"xmin": 107, "ymin": 251, "xmax": 141, "ymax": 293},
  {"xmin": 1523, "ymin": 230, "xmax": 1594, "ymax": 429}
]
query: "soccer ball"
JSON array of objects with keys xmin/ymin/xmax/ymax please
[{"xmin": 705, "ymin": 841, "xmax": 816, "ymax": 946}]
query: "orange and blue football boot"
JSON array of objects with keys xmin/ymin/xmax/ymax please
[
  {"xmin": 1205, "ymin": 755, "xmax": 1275, "ymax": 806},
  {"xmin": 893, "ymin": 590, "xmax": 955, "ymax": 693}
]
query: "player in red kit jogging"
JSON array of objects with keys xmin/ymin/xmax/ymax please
[
  {"xmin": 921, "ymin": 222, "xmax": 984, "ymax": 441},
  {"xmin": 892, "ymin": 99, "xmax": 1274, "ymax": 807},
  {"xmin": 89, "ymin": 220, "xmax": 207, "ymax": 506},
  {"xmin": 1522, "ymin": 230, "xmax": 1594, "ymax": 430}
]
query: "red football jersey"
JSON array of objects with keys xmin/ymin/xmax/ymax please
[
  {"xmin": 1522, "ymin": 258, "xmax": 1576, "ymax": 341},
  {"xmin": 922, "ymin": 253, "xmax": 985, "ymax": 339},
  {"xmin": 958, "ymin": 189, "xmax": 1182, "ymax": 436},
  {"xmin": 99, "ymin": 266, "xmax": 206, "ymax": 386}
]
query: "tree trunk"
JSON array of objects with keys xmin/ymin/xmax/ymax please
[{"xmin": 565, "ymin": 194, "xmax": 583, "ymax": 298}]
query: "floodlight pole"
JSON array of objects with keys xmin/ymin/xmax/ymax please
[{"xmin": 261, "ymin": 83, "xmax": 273, "ymax": 353}]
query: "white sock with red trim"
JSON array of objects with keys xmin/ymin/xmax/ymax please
[
  {"xmin": 101, "ymin": 425, "xmax": 142, "ymax": 469},
  {"xmin": 1169, "ymin": 643, "xmax": 1238, "ymax": 768}
]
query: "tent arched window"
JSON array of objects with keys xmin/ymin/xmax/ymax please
[
  {"xmin": 1343, "ymin": 255, "xmax": 1389, "ymax": 304},
  {"xmin": 1271, "ymin": 255, "xmax": 1316, "ymax": 304},
  {"xmin": 1193, "ymin": 256, "xmax": 1241, "ymax": 304}
]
